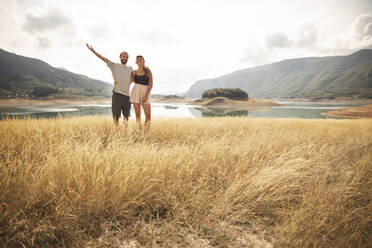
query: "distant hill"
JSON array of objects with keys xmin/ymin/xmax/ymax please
[
  {"xmin": 186, "ymin": 49, "xmax": 372, "ymax": 99},
  {"xmin": 0, "ymin": 48, "xmax": 112, "ymax": 99}
]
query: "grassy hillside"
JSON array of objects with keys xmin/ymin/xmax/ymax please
[
  {"xmin": 186, "ymin": 49, "xmax": 372, "ymax": 99},
  {"xmin": 1, "ymin": 117, "xmax": 371, "ymax": 247},
  {"xmin": 0, "ymin": 48, "xmax": 112, "ymax": 99}
]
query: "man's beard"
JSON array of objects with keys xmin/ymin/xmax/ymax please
[{"xmin": 121, "ymin": 59, "xmax": 127, "ymax": 64}]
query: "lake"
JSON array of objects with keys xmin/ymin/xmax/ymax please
[{"xmin": 0, "ymin": 101, "xmax": 366, "ymax": 120}]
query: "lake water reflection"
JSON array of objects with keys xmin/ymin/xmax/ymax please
[{"xmin": 0, "ymin": 101, "xmax": 366, "ymax": 120}]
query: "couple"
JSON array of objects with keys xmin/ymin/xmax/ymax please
[{"xmin": 86, "ymin": 43, "xmax": 153, "ymax": 129}]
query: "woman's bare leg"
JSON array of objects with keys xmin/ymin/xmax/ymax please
[
  {"xmin": 142, "ymin": 103, "xmax": 151, "ymax": 131},
  {"xmin": 133, "ymin": 103, "xmax": 142, "ymax": 129}
]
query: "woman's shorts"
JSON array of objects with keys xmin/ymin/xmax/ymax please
[{"xmin": 130, "ymin": 84, "xmax": 151, "ymax": 104}]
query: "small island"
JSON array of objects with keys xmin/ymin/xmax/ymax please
[
  {"xmin": 151, "ymin": 88, "xmax": 281, "ymax": 107},
  {"xmin": 190, "ymin": 88, "xmax": 281, "ymax": 108}
]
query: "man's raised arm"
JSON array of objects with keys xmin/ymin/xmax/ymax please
[{"xmin": 86, "ymin": 43, "xmax": 109, "ymax": 64}]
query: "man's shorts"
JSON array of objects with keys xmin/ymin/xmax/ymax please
[{"xmin": 112, "ymin": 92, "xmax": 131, "ymax": 120}]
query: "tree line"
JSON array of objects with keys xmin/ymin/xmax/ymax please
[{"xmin": 202, "ymin": 88, "xmax": 248, "ymax": 99}]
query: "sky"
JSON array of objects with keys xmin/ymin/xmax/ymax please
[{"xmin": 1, "ymin": 0, "xmax": 372, "ymax": 94}]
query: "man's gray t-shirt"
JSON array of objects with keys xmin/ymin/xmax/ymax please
[{"xmin": 107, "ymin": 60, "xmax": 133, "ymax": 96}]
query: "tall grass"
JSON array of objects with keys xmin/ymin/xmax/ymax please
[{"xmin": 0, "ymin": 116, "xmax": 371, "ymax": 247}]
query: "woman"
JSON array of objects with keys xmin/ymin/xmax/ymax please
[{"xmin": 130, "ymin": 55, "xmax": 153, "ymax": 130}]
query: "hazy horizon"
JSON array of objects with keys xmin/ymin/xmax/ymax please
[{"xmin": 1, "ymin": 0, "xmax": 372, "ymax": 94}]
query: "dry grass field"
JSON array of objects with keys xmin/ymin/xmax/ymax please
[{"xmin": 0, "ymin": 116, "xmax": 371, "ymax": 247}]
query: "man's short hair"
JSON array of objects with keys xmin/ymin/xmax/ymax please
[{"xmin": 120, "ymin": 51, "xmax": 128, "ymax": 57}]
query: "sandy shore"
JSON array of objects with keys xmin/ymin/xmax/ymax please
[
  {"xmin": 191, "ymin": 97, "xmax": 281, "ymax": 108},
  {"xmin": 322, "ymin": 104, "xmax": 372, "ymax": 118},
  {"xmin": 273, "ymin": 98, "xmax": 372, "ymax": 103},
  {"xmin": 0, "ymin": 98, "xmax": 190, "ymax": 107},
  {"xmin": 0, "ymin": 98, "xmax": 111, "ymax": 107}
]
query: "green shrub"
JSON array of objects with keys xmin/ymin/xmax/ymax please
[
  {"xmin": 32, "ymin": 86, "xmax": 58, "ymax": 97},
  {"xmin": 202, "ymin": 88, "xmax": 248, "ymax": 99}
]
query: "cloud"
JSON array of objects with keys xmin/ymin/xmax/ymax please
[
  {"xmin": 242, "ymin": 14, "xmax": 372, "ymax": 67},
  {"xmin": 37, "ymin": 37, "xmax": 51, "ymax": 49},
  {"xmin": 241, "ymin": 46, "xmax": 274, "ymax": 66},
  {"xmin": 88, "ymin": 21, "xmax": 109, "ymax": 38},
  {"xmin": 265, "ymin": 23, "xmax": 318, "ymax": 49},
  {"xmin": 242, "ymin": 22, "xmax": 319, "ymax": 65},
  {"xmin": 265, "ymin": 33, "xmax": 292, "ymax": 48},
  {"xmin": 345, "ymin": 14, "xmax": 372, "ymax": 42},
  {"xmin": 20, "ymin": 6, "xmax": 80, "ymax": 49},
  {"xmin": 320, "ymin": 13, "xmax": 372, "ymax": 54},
  {"xmin": 13, "ymin": 0, "xmax": 44, "ymax": 9},
  {"xmin": 294, "ymin": 23, "xmax": 318, "ymax": 47},
  {"xmin": 135, "ymin": 28, "xmax": 181, "ymax": 45},
  {"xmin": 22, "ymin": 8, "xmax": 75, "ymax": 36}
]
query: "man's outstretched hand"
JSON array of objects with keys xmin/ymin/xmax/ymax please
[
  {"xmin": 86, "ymin": 43, "xmax": 94, "ymax": 51},
  {"xmin": 86, "ymin": 43, "xmax": 109, "ymax": 63}
]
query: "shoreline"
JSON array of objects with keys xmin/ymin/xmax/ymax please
[
  {"xmin": 151, "ymin": 97, "xmax": 192, "ymax": 104},
  {"xmin": 322, "ymin": 104, "xmax": 372, "ymax": 118},
  {"xmin": 273, "ymin": 97, "xmax": 372, "ymax": 104},
  {"xmin": 1, "ymin": 97, "xmax": 370, "ymax": 108},
  {"xmin": 0, "ymin": 98, "xmax": 111, "ymax": 107},
  {"xmin": 191, "ymin": 97, "xmax": 281, "ymax": 108},
  {"xmin": 0, "ymin": 97, "xmax": 281, "ymax": 108}
]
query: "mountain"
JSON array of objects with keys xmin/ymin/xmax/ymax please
[
  {"xmin": 186, "ymin": 49, "xmax": 372, "ymax": 99},
  {"xmin": 0, "ymin": 48, "xmax": 112, "ymax": 98}
]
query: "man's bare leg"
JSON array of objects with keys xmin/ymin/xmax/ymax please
[
  {"xmin": 113, "ymin": 117, "xmax": 119, "ymax": 127},
  {"xmin": 123, "ymin": 117, "xmax": 129, "ymax": 130}
]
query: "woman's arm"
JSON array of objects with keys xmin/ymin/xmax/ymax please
[
  {"xmin": 131, "ymin": 70, "xmax": 135, "ymax": 83},
  {"xmin": 143, "ymin": 69, "xmax": 153, "ymax": 103}
]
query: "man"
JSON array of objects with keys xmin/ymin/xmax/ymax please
[{"xmin": 86, "ymin": 43, "xmax": 133, "ymax": 127}]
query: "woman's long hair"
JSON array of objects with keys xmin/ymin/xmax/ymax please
[{"xmin": 136, "ymin": 55, "xmax": 149, "ymax": 77}]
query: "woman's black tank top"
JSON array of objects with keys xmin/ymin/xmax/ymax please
[{"xmin": 134, "ymin": 72, "xmax": 149, "ymax": 86}]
